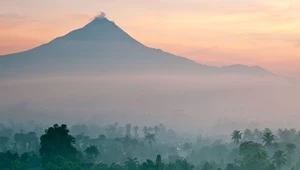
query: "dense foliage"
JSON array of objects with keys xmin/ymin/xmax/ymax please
[{"xmin": 0, "ymin": 122, "xmax": 300, "ymax": 170}]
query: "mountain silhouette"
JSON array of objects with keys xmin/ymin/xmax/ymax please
[
  {"xmin": 0, "ymin": 16, "xmax": 272, "ymax": 78},
  {"xmin": 55, "ymin": 17, "xmax": 139, "ymax": 43}
]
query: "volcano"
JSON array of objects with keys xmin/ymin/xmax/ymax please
[{"xmin": 0, "ymin": 16, "xmax": 271, "ymax": 78}]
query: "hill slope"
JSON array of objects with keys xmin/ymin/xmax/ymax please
[{"xmin": 0, "ymin": 17, "xmax": 271, "ymax": 78}]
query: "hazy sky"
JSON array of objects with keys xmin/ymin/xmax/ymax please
[{"xmin": 0, "ymin": 0, "xmax": 299, "ymax": 78}]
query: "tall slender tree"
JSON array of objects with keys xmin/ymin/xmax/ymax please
[
  {"xmin": 285, "ymin": 143, "xmax": 297, "ymax": 155},
  {"xmin": 143, "ymin": 126, "xmax": 149, "ymax": 136},
  {"xmin": 145, "ymin": 133, "xmax": 155, "ymax": 148},
  {"xmin": 133, "ymin": 126, "xmax": 139, "ymax": 139},
  {"xmin": 272, "ymin": 150, "xmax": 287, "ymax": 170},
  {"xmin": 125, "ymin": 124, "xmax": 132, "ymax": 138},
  {"xmin": 262, "ymin": 132, "xmax": 275, "ymax": 147},
  {"xmin": 231, "ymin": 130, "xmax": 242, "ymax": 145}
]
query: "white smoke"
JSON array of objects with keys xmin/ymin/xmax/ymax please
[{"xmin": 95, "ymin": 12, "xmax": 106, "ymax": 19}]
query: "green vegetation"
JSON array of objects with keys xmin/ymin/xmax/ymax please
[{"xmin": 0, "ymin": 122, "xmax": 300, "ymax": 170}]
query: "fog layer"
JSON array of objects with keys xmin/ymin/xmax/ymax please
[{"xmin": 0, "ymin": 74, "xmax": 299, "ymax": 135}]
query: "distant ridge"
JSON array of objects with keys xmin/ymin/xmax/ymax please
[
  {"xmin": 221, "ymin": 64, "xmax": 273, "ymax": 75},
  {"xmin": 0, "ymin": 16, "xmax": 272, "ymax": 78}
]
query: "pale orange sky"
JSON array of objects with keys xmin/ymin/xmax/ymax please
[{"xmin": 0, "ymin": 0, "xmax": 299, "ymax": 78}]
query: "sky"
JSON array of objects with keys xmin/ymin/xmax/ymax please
[{"xmin": 0, "ymin": 0, "xmax": 299, "ymax": 78}]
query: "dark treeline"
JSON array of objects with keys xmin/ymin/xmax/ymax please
[{"xmin": 0, "ymin": 122, "xmax": 300, "ymax": 170}]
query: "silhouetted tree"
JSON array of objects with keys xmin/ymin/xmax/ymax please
[
  {"xmin": 286, "ymin": 143, "xmax": 296, "ymax": 155},
  {"xmin": 239, "ymin": 141, "xmax": 273, "ymax": 170},
  {"xmin": 39, "ymin": 124, "xmax": 77, "ymax": 162},
  {"xmin": 140, "ymin": 159, "xmax": 155, "ymax": 170},
  {"xmin": 143, "ymin": 126, "xmax": 149, "ymax": 136},
  {"xmin": 231, "ymin": 130, "xmax": 242, "ymax": 145},
  {"xmin": 144, "ymin": 133, "xmax": 155, "ymax": 148},
  {"xmin": 125, "ymin": 158, "xmax": 139, "ymax": 170},
  {"xmin": 84, "ymin": 145, "xmax": 100, "ymax": 161},
  {"xmin": 125, "ymin": 124, "xmax": 132, "ymax": 138},
  {"xmin": 263, "ymin": 128, "xmax": 272, "ymax": 134},
  {"xmin": 133, "ymin": 126, "xmax": 139, "ymax": 139},
  {"xmin": 272, "ymin": 150, "xmax": 287, "ymax": 170},
  {"xmin": 155, "ymin": 154, "xmax": 163, "ymax": 170},
  {"xmin": 26, "ymin": 132, "xmax": 39, "ymax": 151},
  {"xmin": 262, "ymin": 132, "xmax": 275, "ymax": 147}
]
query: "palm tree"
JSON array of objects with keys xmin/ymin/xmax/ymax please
[
  {"xmin": 133, "ymin": 126, "xmax": 139, "ymax": 139},
  {"xmin": 125, "ymin": 157, "xmax": 139, "ymax": 170},
  {"xmin": 125, "ymin": 124, "xmax": 132, "ymax": 138},
  {"xmin": 262, "ymin": 132, "xmax": 275, "ymax": 147},
  {"xmin": 277, "ymin": 128, "xmax": 295, "ymax": 142},
  {"xmin": 272, "ymin": 150, "xmax": 287, "ymax": 170},
  {"xmin": 263, "ymin": 128, "xmax": 272, "ymax": 134},
  {"xmin": 286, "ymin": 143, "xmax": 297, "ymax": 155},
  {"xmin": 231, "ymin": 130, "xmax": 242, "ymax": 145},
  {"xmin": 26, "ymin": 132, "xmax": 38, "ymax": 151},
  {"xmin": 143, "ymin": 126, "xmax": 148, "ymax": 136},
  {"xmin": 145, "ymin": 133, "xmax": 155, "ymax": 148}
]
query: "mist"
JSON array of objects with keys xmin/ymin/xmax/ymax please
[
  {"xmin": 1, "ymin": 73, "xmax": 299, "ymax": 135},
  {"xmin": 1, "ymin": 6, "xmax": 300, "ymax": 170}
]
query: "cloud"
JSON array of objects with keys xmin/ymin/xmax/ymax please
[{"xmin": 95, "ymin": 12, "xmax": 106, "ymax": 19}]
